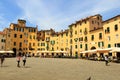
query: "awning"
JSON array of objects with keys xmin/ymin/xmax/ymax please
[
  {"xmin": 37, "ymin": 51, "xmax": 50, "ymax": 53},
  {"xmin": 0, "ymin": 51, "xmax": 14, "ymax": 53},
  {"xmin": 5, "ymin": 51, "xmax": 14, "ymax": 53},
  {"xmin": 52, "ymin": 51, "xmax": 67, "ymax": 53},
  {"xmin": 37, "ymin": 51, "xmax": 67, "ymax": 53},
  {"xmin": 0, "ymin": 51, "xmax": 6, "ymax": 53},
  {"xmin": 80, "ymin": 48, "xmax": 112, "ymax": 54},
  {"xmin": 109, "ymin": 47, "xmax": 120, "ymax": 52},
  {"xmin": 97, "ymin": 48, "xmax": 112, "ymax": 52},
  {"xmin": 80, "ymin": 50, "xmax": 97, "ymax": 54}
]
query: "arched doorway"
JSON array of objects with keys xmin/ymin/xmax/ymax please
[
  {"xmin": 90, "ymin": 46, "xmax": 97, "ymax": 60},
  {"xmin": 91, "ymin": 46, "xmax": 96, "ymax": 50}
]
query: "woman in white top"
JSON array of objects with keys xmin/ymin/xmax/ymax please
[
  {"xmin": 22, "ymin": 55, "xmax": 27, "ymax": 67},
  {"xmin": 104, "ymin": 55, "xmax": 109, "ymax": 66}
]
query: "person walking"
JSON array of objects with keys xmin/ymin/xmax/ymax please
[
  {"xmin": 0, "ymin": 54, "xmax": 5, "ymax": 67},
  {"xmin": 16, "ymin": 55, "xmax": 21, "ymax": 67},
  {"xmin": 22, "ymin": 54, "xmax": 27, "ymax": 67},
  {"xmin": 104, "ymin": 55, "xmax": 109, "ymax": 66}
]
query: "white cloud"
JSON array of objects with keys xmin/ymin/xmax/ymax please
[{"xmin": 16, "ymin": 0, "xmax": 120, "ymax": 31}]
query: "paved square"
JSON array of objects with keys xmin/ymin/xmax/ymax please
[{"xmin": 0, "ymin": 58, "xmax": 120, "ymax": 80}]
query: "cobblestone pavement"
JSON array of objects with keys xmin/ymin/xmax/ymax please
[{"xmin": 0, "ymin": 58, "xmax": 120, "ymax": 80}]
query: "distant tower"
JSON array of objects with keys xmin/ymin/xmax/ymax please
[{"xmin": 17, "ymin": 19, "xmax": 26, "ymax": 27}]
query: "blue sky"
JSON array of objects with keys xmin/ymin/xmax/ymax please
[{"xmin": 0, "ymin": 0, "xmax": 120, "ymax": 31}]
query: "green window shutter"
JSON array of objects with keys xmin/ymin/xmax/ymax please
[
  {"xmin": 85, "ymin": 44, "xmax": 88, "ymax": 50},
  {"xmin": 102, "ymin": 42, "xmax": 104, "ymax": 46},
  {"xmin": 108, "ymin": 44, "xmax": 111, "ymax": 48},
  {"xmin": 80, "ymin": 44, "xmax": 82, "ymax": 48},
  {"xmin": 98, "ymin": 42, "xmax": 100, "ymax": 47},
  {"xmin": 75, "ymin": 45, "xmax": 77, "ymax": 49}
]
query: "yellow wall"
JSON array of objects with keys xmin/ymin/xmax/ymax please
[{"xmin": 4, "ymin": 15, "xmax": 120, "ymax": 58}]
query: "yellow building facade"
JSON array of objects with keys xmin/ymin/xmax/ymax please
[
  {"xmin": 36, "ymin": 14, "xmax": 120, "ymax": 59},
  {"xmin": 3, "ymin": 14, "xmax": 120, "ymax": 59},
  {"xmin": 5, "ymin": 19, "xmax": 38, "ymax": 56}
]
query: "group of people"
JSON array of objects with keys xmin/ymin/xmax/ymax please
[
  {"xmin": 0, "ymin": 54, "xmax": 27, "ymax": 67},
  {"xmin": 16, "ymin": 54, "xmax": 27, "ymax": 67},
  {"xmin": 0, "ymin": 54, "xmax": 111, "ymax": 67}
]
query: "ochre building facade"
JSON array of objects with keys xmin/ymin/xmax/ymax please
[{"xmin": 2, "ymin": 14, "xmax": 120, "ymax": 59}]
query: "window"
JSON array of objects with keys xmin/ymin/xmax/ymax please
[
  {"xmin": 98, "ymin": 42, "xmax": 100, "ymax": 47},
  {"xmin": 75, "ymin": 45, "xmax": 77, "ymax": 49},
  {"xmin": 91, "ymin": 35, "xmax": 94, "ymax": 41},
  {"xmin": 84, "ymin": 36, "xmax": 87, "ymax": 42},
  {"xmin": 85, "ymin": 44, "xmax": 88, "ymax": 50},
  {"xmin": 92, "ymin": 21, "xmax": 94, "ymax": 24},
  {"xmin": 70, "ymin": 39, "xmax": 72, "ymax": 44},
  {"xmin": 99, "ymin": 33, "xmax": 102, "ymax": 39},
  {"xmin": 30, "ymin": 35, "xmax": 32, "ymax": 39},
  {"xmin": 33, "ymin": 35, "xmax": 35, "ymax": 39},
  {"xmin": 80, "ymin": 29, "xmax": 82, "ymax": 34},
  {"xmin": 20, "ymin": 34, "xmax": 22, "ymax": 38},
  {"xmin": 108, "ymin": 44, "xmax": 111, "ymax": 48},
  {"xmin": 38, "ymin": 43, "xmax": 40, "ymax": 46},
  {"xmin": 14, "ymin": 27, "xmax": 18, "ymax": 31},
  {"xmin": 84, "ymin": 28, "xmax": 87, "ymax": 35},
  {"xmin": 8, "ymin": 34, "xmax": 10, "ymax": 37},
  {"xmin": 74, "ymin": 38, "xmax": 78, "ymax": 42},
  {"xmin": 1, "ymin": 39, "xmax": 3, "ymax": 42},
  {"xmin": 1, "ymin": 39, "xmax": 5, "ymax": 42},
  {"xmin": 14, "ymin": 42, "xmax": 16, "ymax": 46},
  {"xmin": 114, "ymin": 24, "xmax": 118, "ymax": 31},
  {"xmin": 34, "ymin": 29, "xmax": 36, "ymax": 32},
  {"xmin": 107, "ymin": 27, "xmax": 110, "ymax": 33},
  {"xmin": 80, "ymin": 44, "xmax": 82, "ymax": 48},
  {"xmin": 105, "ymin": 29, "xmax": 107, "ymax": 33},
  {"xmin": 75, "ymin": 31, "xmax": 77, "ymax": 34},
  {"xmin": 81, "ymin": 37, "xmax": 83, "ymax": 41},
  {"xmin": 51, "ymin": 41, "xmax": 55, "ymax": 45},
  {"xmin": 97, "ymin": 16, "xmax": 99, "ymax": 20},
  {"xmin": 33, "ymin": 43, "xmax": 35, "ymax": 46},
  {"xmin": 98, "ymin": 42, "xmax": 104, "ymax": 48},
  {"xmin": 41, "ymin": 43, "xmax": 45, "ymax": 46},
  {"xmin": 19, "ymin": 42, "xmax": 22, "ymax": 47},
  {"xmin": 20, "ymin": 28, "xmax": 24, "ymax": 32},
  {"xmin": 14, "ymin": 34, "xmax": 17, "ymax": 38},
  {"xmin": 79, "ymin": 38, "xmax": 81, "ymax": 41}
]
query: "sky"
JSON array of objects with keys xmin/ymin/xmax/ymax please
[{"xmin": 0, "ymin": 0, "xmax": 120, "ymax": 31}]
